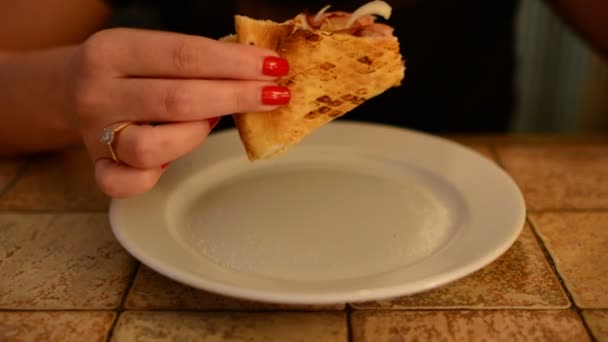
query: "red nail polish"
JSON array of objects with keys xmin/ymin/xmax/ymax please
[
  {"xmin": 262, "ymin": 86, "xmax": 291, "ymax": 105},
  {"xmin": 208, "ymin": 117, "xmax": 221, "ymax": 130},
  {"xmin": 262, "ymin": 56, "xmax": 289, "ymax": 77},
  {"xmin": 161, "ymin": 162, "xmax": 170, "ymax": 170}
]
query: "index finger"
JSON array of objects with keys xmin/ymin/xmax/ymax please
[{"xmin": 87, "ymin": 28, "xmax": 288, "ymax": 80}]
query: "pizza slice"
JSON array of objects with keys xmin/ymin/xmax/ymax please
[{"xmin": 232, "ymin": 1, "xmax": 406, "ymax": 161}]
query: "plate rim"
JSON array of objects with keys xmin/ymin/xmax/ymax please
[{"xmin": 109, "ymin": 121, "xmax": 526, "ymax": 304}]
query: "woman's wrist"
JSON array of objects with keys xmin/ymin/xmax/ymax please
[{"xmin": 0, "ymin": 46, "xmax": 83, "ymax": 155}]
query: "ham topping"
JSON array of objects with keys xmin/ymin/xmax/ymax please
[{"xmin": 299, "ymin": 1, "xmax": 394, "ymax": 37}]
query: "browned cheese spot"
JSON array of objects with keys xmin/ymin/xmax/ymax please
[
  {"xmin": 316, "ymin": 95, "xmax": 332, "ymax": 103},
  {"xmin": 305, "ymin": 32, "xmax": 321, "ymax": 42},
  {"xmin": 319, "ymin": 62, "xmax": 336, "ymax": 71},
  {"xmin": 318, "ymin": 106, "xmax": 331, "ymax": 114},
  {"xmin": 340, "ymin": 94, "xmax": 356, "ymax": 101},
  {"xmin": 305, "ymin": 111, "xmax": 320, "ymax": 119},
  {"xmin": 356, "ymin": 88, "xmax": 368, "ymax": 95},
  {"xmin": 352, "ymin": 97, "xmax": 366, "ymax": 105},
  {"xmin": 340, "ymin": 94, "xmax": 366, "ymax": 105},
  {"xmin": 281, "ymin": 79, "xmax": 295, "ymax": 87},
  {"xmin": 274, "ymin": 38, "xmax": 284, "ymax": 51},
  {"xmin": 358, "ymin": 56, "xmax": 372, "ymax": 65},
  {"xmin": 328, "ymin": 110, "xmax": 342, "ymax": 117},
  {"xmin": 329, "ymin": 100, "xmax": 343, "ymax": 107}
]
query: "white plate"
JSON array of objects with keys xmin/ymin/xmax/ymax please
[{"xmin": 109, "ymin": 121, "xmax": 526, "ymax": 305}]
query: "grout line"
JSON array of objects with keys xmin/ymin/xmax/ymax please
[
  {"xmin": 346, "ymin": 304, "xmax": 354, "ymax": 342},
  {"xmin": 106, "ymin": 262, "xmax": 141, "ymax": 341},
  {"xmin": 525, "ymin": 216, "xmax": 597, "ymax": 340},
  {"xmin": 582, "ymin": 314, "xmax": 599, "ymax": 342},
  {"xmin": 105, "ymin": 313, "xmax": 118, "ymax": 342},
  {"xmin": 4, "ymin": 307, "xmax": 607, "ymax": 314},
  {"xmin": 0, "ymin": 160, "xmax": 30, "ymax": 199},
  {"xmin": 119, "ymin": 262, "xmax": 141, "ymax": 310},
  {"xmin": 106, "ymin": 315, "xmax": 119, "ymax": 341},
  {"xmin": 579, "ymin": 310, "xmax": 598, "ymax": 342},
  {"xmin": 525, "ymin": 216, "xmax": 576, "ymax": 305}
]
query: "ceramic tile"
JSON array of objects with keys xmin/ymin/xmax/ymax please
[
  {"xmin": 351, "ymin": 310, "xmax": 590, "ymax": 342},
  {"xmin": 0, "ymin": 213, "xmax": 137, "ymax": 309},
  {"xmin": 351, "ymin": 225, "xmax": 569, "ymax": 309},
  {"xmin": 0, "ymin": 311, "xmax": 115, "ymax": 342},
  {"xmin": 111, "ymin": 311, "xmax": 347, "ymax": 341},
  {"xmin": 583, "ymin": 310, "xmax": 608, "ymax": 341},
  {"xmin": 125, "ymin": 265, "xmax": 345, "ymax": 311},
  {"xmin": 0, "ymin": 159, "xmax": 23, "ymax": 194},
  {"xmin": 496, "ymin": 145, "xmax": 608, "ymax": 210},
  {"xmin": 530, "ymin": 212, "xmax": 608, "ymax": 308},
  {"xmin": 0, "ymin": 147, "xmax": 109, "ymax": 210}
]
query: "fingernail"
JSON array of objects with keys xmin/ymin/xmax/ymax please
[
  {"xmin": 262, "ymin": 86, "xmax": 291, "ymax": 105},
  {"xmin": 208, "ymin": 117, "xmax": 221, "ymax": 130},
  {"xmin": 161, "ymin": 162, "xmax": 170, "ymax": 170},
  {"xmin": 262, "ymin": 56, "xmax": 289, "ymax": 77}
]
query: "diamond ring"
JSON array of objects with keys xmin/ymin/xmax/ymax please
[{"xmin": 100, "ymin": 121, "xmax": 134, "ymax": 162}]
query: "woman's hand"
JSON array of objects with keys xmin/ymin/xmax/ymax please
[{"xmin": 68, "ymin": 28, "xmax": 290, "ymax": 198}]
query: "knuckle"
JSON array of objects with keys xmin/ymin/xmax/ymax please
[
  {"xmin": 156, "ymin": 132, "xmax": 175, "ymax": 151},
  {"xmin": 72, "ymin": 73, "xmax": 101, "ymax": 115},
  {"xmin": 128, "ymin": 134, "xmax": 154, "ymax": 167},
  {"xmin": 80, "ymin": 29, "xmax": 114, "ymax": 68},
  {"xmin": 96, "ymin": 173, "xmax": 123, "ymax": 198},
  {"xmin": 229, "ymin": 87, "xmax": 245, "ymax": 113},
  {"xmin": 95, "ymin": 157, "xmax": 160, "ymax": 199},
  {"xmin": 97, "ymin": 174, "xmax": 155, "ymax": 198},
  {"xmin": 228, "ymin": 83, "xmax": 264, "ymax": 113},
  {"xmin": 73, "ymin": 29, "xmax": 120, "ymax": 116},
  {"xmin": 140, "ymin": 172, "xmax": 160, "ymax": 192},
  {"xmin": 163, "ymin": 84, "xmax": 193, "ymax": 118},
  {"xmin": 171, "ymin": 39, "xmax": 198, "ymax": 73}
]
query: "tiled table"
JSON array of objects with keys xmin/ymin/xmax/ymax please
[{"xmin": 1, "ymin": 135, "xmax": 607, "ymax": 341}]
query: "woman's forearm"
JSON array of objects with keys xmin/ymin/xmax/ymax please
[{"xmin": 0, "ymin": 46, "xmax": 82, "ymax": 156}]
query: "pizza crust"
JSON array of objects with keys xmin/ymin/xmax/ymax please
[{"xmin": 232, "ymin": 14, "xmax": 405, "ymax": 161}]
